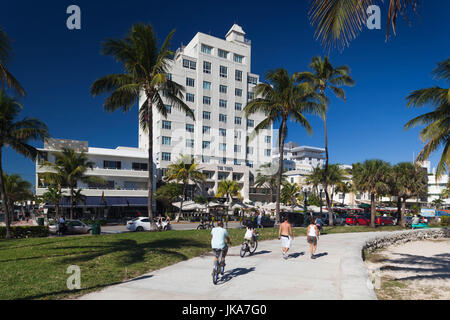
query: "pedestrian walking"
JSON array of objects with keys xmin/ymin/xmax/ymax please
[
  {"xmin": 278, "ymin": 216, "xmax": 294, "ymax": 260},
  {"xmin": 307, "ymin": 218, "xmax": 320, "ymax": 259},
  {"xmin": 257, "ymin": 212, "xmax": 263, "ymax": 229}
]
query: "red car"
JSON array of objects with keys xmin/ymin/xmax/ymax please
[
  {"xmin": 375, "ymin": 216, "xmax": 394, "ymax": 226},
  {"xmin": 346, "ymin": 215, "xmax": 370, "ymax": 226}
]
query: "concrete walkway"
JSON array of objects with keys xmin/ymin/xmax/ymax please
[{"xmin": 80, "ymin": 231, "xmax": 391, "ymax": 300}]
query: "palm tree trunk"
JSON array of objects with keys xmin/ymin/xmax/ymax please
[
  {"xmin": 275, "ymin": 119, "xmax": 287, "ymax": 224},
  {"xmin": 0, "ymin": 148, "xmax": 11, "ymax": 239},
  {"xmin": 147, "ymin": 97, "xmax": 155, "ymax": 230},
  {"xmin": 400, "ymin": 197, "xmax": 406, "ymax": 228},
  {"xmin": 323, "ymin": 115, "xmax": 333, "ymax": 225},
  {"xmin": 396, "ymin": 196, "xmax": 401, "ymax": 226},
  {"xmin": 176, "ymin": 183, "xmax": 186, "ymax": 223},
  {"xmin": 370, "ymin": 193, "xmax": 376, "ymax": 228},
  {"xmin": 70, "ymin": 187, "xmax": 74, "ymax": 220}
]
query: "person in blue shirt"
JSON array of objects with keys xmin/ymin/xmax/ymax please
[{"xmin": 211, "ymin": 221, "xmax": 231, "ymax": 273}]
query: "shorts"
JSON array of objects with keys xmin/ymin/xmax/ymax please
[
  {"xmin": 307, "ymin": 236, "xmax": 318, "ymax": 245},
  {"xmin": 281, "ymin": 235, "xmax": 291, "ymax": 248},
  {"xmin": 213, "ymin": 246, "xmax": 228, "ymax": 258}
]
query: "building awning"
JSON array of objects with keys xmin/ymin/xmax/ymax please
[{"xmin": 45, "ymin": 196, "xmax": 148, "ymax": 208}]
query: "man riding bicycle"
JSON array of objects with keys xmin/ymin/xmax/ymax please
[{"xmin": 211, "ymin": 221, "xmax": 231, "ymax": 274}]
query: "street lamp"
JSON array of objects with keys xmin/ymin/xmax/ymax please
[
  {"xmin": 320, "ymin": 189, "xmax": 323, "ymax": 215},
  {"xmin": 303, "ymin": 187, "xmax": 309, "ymax": 227}
]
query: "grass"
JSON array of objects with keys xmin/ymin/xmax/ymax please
[{"xmin": 0, "ymin": 225, "xmax": 404, "ymax": 300}]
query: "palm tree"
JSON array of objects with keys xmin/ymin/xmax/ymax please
[
  {"xmin": 67, "ymin": 189, "xmax": 87, "ymax": 218},
  {"xmin": 254, "ymin": 162, "xmax": 287, "ymax": 203},
  {"xmin": 442, "ymin": 188, "xmax": 450, "ymax": 199},
  {"xmin": 392, "ymin": 162, "xmax": 428, "ymax": 227},
  {"xmin": 431, "ymin": 198, "xmax": 444, "ymax": 210},
  {"xmin": 0, "ymin": 26, "xmax": 25, "ymax": 96},
  {"xmin": 404, "ymin": 58, "xmax": 449, "ymax": 179},
  {"xmin": 352, "ymin": 160, "xmax": 392, "ymax": 228},
  {"xmin": 281, "ymin": 181, "xmax": 301, "ymax": 207},
  {"xmin": 0, "ymin": 90, "xmax": 49, "ymax": 238},
  {"xmin": 40, "ymin": 148, "xmax": 102, "ymax": 220},
  {"xmin": 335, "ymin": 181, "xmax": 353, "ymax": 206},
  {"xmin": 244, "ymin": 68, "xmax": 324, "ymax": 223},
  {"xmin": 296, "ymin": 56, "xmax": 354, "ymax": 225},
  {"xmin": 306, "ymin": 165, "xmax": 324, "ymax": 195},
  {"xmin": 309, "ymin": 0, "xmax": 420, "ymax": 50},
  {"xmin": 3, "ymin": 173, "xmax": 33, "ymax": 223},
  {"xmin": 165, "ymin": 155, "xmax": 206, "ymax": 222},
  {"xmin": 155, "ymin": 182, "xmax": 182, "ymax": 214},
  {"xmin": 91, "ymin": 23, "xmax": 194, "ymax": 230},
  {"xmin": 216, "ymin": 180, "xmax": 243, "ymax": 218},
  {"xmin": 42, "ymin": 185, "xmax": 63, "ymax": 219},
  {"xmin": 326, "ymin": 164, "xmax": 348, "ymax": 205}
]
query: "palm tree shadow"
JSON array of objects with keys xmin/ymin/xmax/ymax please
[{"xmin": 219, "ymin": 267, "xmax": 256, "ymax": 284}]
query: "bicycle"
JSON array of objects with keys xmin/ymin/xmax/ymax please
[
  {"xmin": 212, "ymin": 249, "xmax": 226, "ymax": 285},
  {"xmin": 240, "ymin": 233, "xmax": 258, "ymax": 258},
  {"xmin": 197, "ymin": 220, "xmax": 213, "ymax": 230}
]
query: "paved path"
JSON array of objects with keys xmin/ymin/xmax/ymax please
[
  {"xmin": 101, "ymin": 222, "xmax": 242, "ymax": 234},
  {"xmin": 80, "ymin": 231, "xmax": 391, "ymax": 300}
]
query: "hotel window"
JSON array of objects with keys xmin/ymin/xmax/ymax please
[
  {"xmin": 234, "ymin": 159, "xmax": 242, "ymax": 166},
  {"xmin": 203, "ymin": 126, "xmax": 210, "ymax": 134},
  {"xmin": 218, "ymin": 172, "xmax": 228, "ymax": 180},
  {"xmin": 186, "ymin": 77, "xmax": 195, "ymax": 87},
  {"xmin": 235, "ymin": 70, "xmax": 242, "ymax": 82},
  {"xmin": 202, "ymin": 156, "xmax": 210, "ymax": 163},
  {"xmin": 186, "ymin": 124, "xmax": 194, "ymax": 133},
  {"xmin": 235, "ymin": 89, "xmax": 242, "ymax": 97},
  {"xmin": 201, "ymin": 44, "xmax": 212, "ymax": 54},
  {"xmin": 203, "ymin": 81, "xmax": 211, "ymax": 90},
  {"xmin": 247, "ymin": 92, "xmax": 255, "ymax": 100},
  {"xmin": 218, "ymin": 49, "xmax": 228, "ymax": 59},
  {"xmin": 247, "ymin": 119, "xmax": 255, "ymax": 127},
  {"xmin": 235, "ymin": 117, "xmax": 242, "ymax": 125},
  {"xmin": 186, "ymin": 139, "xmax": 194, "ymax": 148},
  {"xmin": 166, "ymin": 73, "xmax": 172, "ymax": 81},
  {"xmin": 248, "ymin": 76, "xmax": 257, "ymax": 85},
  {"xmin": 219, "ymin": 158, "xmax": 227, "ymax": 165},
  {"xmin": 219, "ymin": 143, "xmax": 227, "ymax": 151},
  {"xmin": 161, "ymin": 136, "xmax": 171, "ymax": 146},
  {"xmin": 204, "ymin": 171, "xmax": 213, "ymax": 179},
  {"xmin": 203, "ymin": 96, "xmax": 211, "ymax": 105},
  {"xmin": 234, "ymin": 54, "xmax": 244, "ymax": 63},
  {"xmin": 202, "ymin": 141, "xmax": 211, "ymax": 149},
  {"xmin": 219, "ymin": 128, "xmax": 227, "ymax": 137},
  {"xmin": 220, "ymin": 66, "xmax": 228, "ymax": 78},
  {"xmin": 161, "ymin": 152, "xmax": 171, "ymax": 162},
  {"xmin": 164, "ymin": 105, "xmax": 171, "ymax": 114},
  {"xmin": 203, "ymin": 111, "xmax": 211, "ymax": 120},
  {"xmin": 265, "ymin": 149, "xmax": 271, "ymax": 157},
  {"xmin": 104, "ymin": 161, "xmax": 121, "ymax": 170},
  {"xmin": 186, "ymin": 93, "xmax": 195, "ymax": 103},
  {"xmin": 265, "ymin": 136, "xmax": 271, "ymax": 144},
  {"xmin": 162, "ymin": 120, "xmax": 171, "ymax": 130},
  {"xmin": 132, "ymin": 163, "xmax": 148, "ymax": 171},
  {"xmin": 219, "ymin": 99, "xmax": 227, "ymax": 108},
  {"xmin": 219, "ymin": 114, "xmax": 227, "ymax": 123},
  {"xmin": 246, "ymin": 160, "xmax": 254, "ymax": 168},
  {"xmin": 234, "ymin": 131, "xmax": 242, "ymax": 139},
  {"xmin": 247, "ymin": 147, "xmax": 254, "ymax": 155},
  {"xmin": 219, "ymin": 85, "xmax": 227, "ymax": 94},
  {"xmin": 235, "ymin": 103, "xmax": 242, "ymax": 111},
  {"xmin": 203, "ymin": 61, "xmax": 211, "ymax": 74},
  {"xmin": 183, "ymin": 59, "xmax": 196, "ymax": 70},
  {"xmin": 234, "ymin": 145, "xmax": 241, "ymax": 153}
]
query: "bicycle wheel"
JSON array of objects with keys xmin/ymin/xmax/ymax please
[
  {"xmin": 212, "ymin": 264, "xmax": 219, "ymax": 285},
  {"xmin": 197, "ymin": 225, "xmax": 204, "ymax": 230},
  {"xmin": 240, "ymin": 243, "xmax": 248, "ymax": 258},
  {"xmin": 250, "ymin": 240, "xmax": 258, "ymax": 255}
]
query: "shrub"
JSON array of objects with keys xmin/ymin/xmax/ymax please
[
  {"xmin": 0, "ymin": 226, "xmax": 49, "ymax": 239},
  {"xmin": 441, "ymin": 216, "xmax": 450, "ymax": 227}
]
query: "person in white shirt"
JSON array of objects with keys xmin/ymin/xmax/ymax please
[
  {"xmin": 211, "ymin": 221, "xmax": 231, "ymax": 274},
  {"xmin": 307, "ymin": 218, "xmax": 320, "ymax": 259}
]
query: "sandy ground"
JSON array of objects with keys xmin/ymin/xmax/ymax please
[{"xmin": 366, "ymin": 240, "xmax": 450, "ymax": 300}]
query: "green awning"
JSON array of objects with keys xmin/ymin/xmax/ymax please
[{"xmin": 358, "ymin": 203, "xmax": 371, "ymax": 209}]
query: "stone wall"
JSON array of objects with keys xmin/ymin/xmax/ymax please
[{"xmin": 363, "ymin": 228, "xmax": 450, "ymax": 254}]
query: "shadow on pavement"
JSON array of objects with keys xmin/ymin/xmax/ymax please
[
  {"xmin": 252, "ymin": 250, "xmax": 271, "ymax": 256},
  {"xmin": 288, "ymin": 252, "xmax": 305, "ymax": 259},
  {"xmin": 124, "ymin": 275, "xmax": 154, "ymax": 283},
  {"xmin": 314, "ymin": 252, "xmax": 328, "ymax": 259},
  {"xmin": 219, "ymin": 267, "xmax": 256, "ymax": 284}
]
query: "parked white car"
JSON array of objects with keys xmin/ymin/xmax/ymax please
[{"xmin": 126, "ymin": 217, "xmax": 171, "ymax": 232}]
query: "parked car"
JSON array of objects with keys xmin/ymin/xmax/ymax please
[
  {"xmin": 281, "ymin": 212, "xmax": 304, "ymax": 227},
  {"xmin": 315, "ymin": 213, "xmax": 347, "ymax": 226},
  {"xmin": 375, "ymin": 216, "xmax": 394, "ymax": 226},
  {"xmin": 346, "ymin": 215, "xmax": 371, "ymax": 226},
  {"xmin": 244, "ymin": 216, "xmax": 276, "ymax": 228},
  {"xmin": 49, "ymin": 220, "xmax": 92, "ymax": 235},
  {"xmin": 126, "ymin": 217, "xmax": 171, "ymax": 232}
]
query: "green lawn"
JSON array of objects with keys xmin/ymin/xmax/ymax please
[{"xmin": 0, "ymin": 225, "xmax": 405, "ymax": 300}]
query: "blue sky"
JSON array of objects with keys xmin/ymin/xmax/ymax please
[{"xmin": 1, "ymin": 0, "xmax": 449, "ymax": 186}]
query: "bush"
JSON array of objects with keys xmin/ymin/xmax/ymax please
[
  {"xmin": 0, "ymin": 226, "xmax": 49, "ymax": 239},
  {"xmin": 441, "ymin": 216, "xmax": 450, "ymax": 227}
]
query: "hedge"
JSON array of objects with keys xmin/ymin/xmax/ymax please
[
  {"xmin": 441, "ymin": 216, "xmax": 450, "ymax": 227},
  {"xmin": 0, "ymin": 226, "xmax": 49, "ymax": 239}
]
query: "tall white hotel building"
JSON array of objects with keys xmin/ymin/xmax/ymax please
[{"xmin": 140, "ymin": 24, "xmax": 273, "ymax": 201}]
